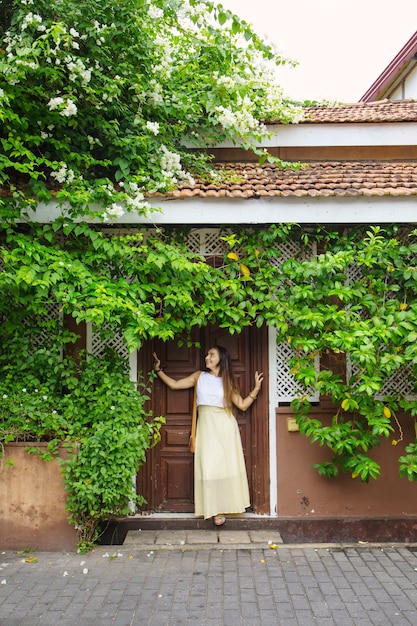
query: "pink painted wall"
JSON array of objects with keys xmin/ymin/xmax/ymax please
[{"xmin": 276, "ymin": 408, "xmax": 417, "ymax": 518}]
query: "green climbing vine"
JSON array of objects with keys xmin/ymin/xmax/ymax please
[{"xmin": 2, "ymin": 0, "xmax": 417, "ymax": 550}]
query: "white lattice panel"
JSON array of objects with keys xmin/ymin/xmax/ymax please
[
  {"xmin": 345, "ymin": 261, "xmax": 363, "ymax": 285},
  {"xmin": 270, "ymin": 238, "xmax": 315, "ymax": 268},
  {"xmin": 347, "ymin": 358, "xmax": 416, "ymax": 399},
  {"xmin": 87, "ymin": 322, "xmax": 137, "ymax": 382},
  {"xmin": 276, "ymin": 342, "xmax": 320, "ymax": 402},
  {"xmin": 345, "ymin": 236, "xmax": 417, "ymax": 399},
  {"xmin": 186, "ymin": 229, "xmax": 228, "ymax": 256},
  {"xmin": 274, "ymin": 239, "xmax": 319, "ymax": 402},
  {"xmin": 379, "ymin": 362, "xmax": 415, "ymax": 398},
  {"xmin": 26, "ymin": 301, "xmax": 63, "ymax": 351},
  {"xmin": 89, "ymin": 324, "xmax": 129, "ymax": 360}
]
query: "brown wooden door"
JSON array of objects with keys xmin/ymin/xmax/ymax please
[{"xmin": 136, "ymin": 325, "xmax": 269, "ymax": 514}]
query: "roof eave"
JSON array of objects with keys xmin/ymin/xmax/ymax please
[{"xmin": 360, "ymin": 31, "xmax": 417, "ymax": 102}]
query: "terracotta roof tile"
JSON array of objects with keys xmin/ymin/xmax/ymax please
[
  {"xmin": 151, "ymin": 162, "xmax": 417, "ymax": 200},
  {"xmin": 294, "ymin": 99, "xmax": 417, "ymax": 124}
]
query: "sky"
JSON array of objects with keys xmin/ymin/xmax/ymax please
[{"xmin": 216, "ymin": 0, "xmax": 417, "ymax": 103}]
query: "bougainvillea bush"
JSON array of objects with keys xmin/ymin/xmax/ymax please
[{"xmin": 0, "ymin": 0, "xmax": 302, "ymax": 219}]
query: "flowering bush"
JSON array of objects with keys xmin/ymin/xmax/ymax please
[{"xmin": 0, "ymin": 0, "xmax": 302, "ymax": 220}]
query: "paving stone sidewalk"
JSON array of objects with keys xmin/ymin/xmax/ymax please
[{"xmin": 1, "ymin": 533, "xmax": 417, "ymax": 625}]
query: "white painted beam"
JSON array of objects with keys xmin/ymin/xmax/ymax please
[
  {"xmin": 214, "ymin": 122, "xmax": 417, "ymax": 148},
  {"xmin": 29, "ymin": 196, "xmax": 417, "ymax": 225}
]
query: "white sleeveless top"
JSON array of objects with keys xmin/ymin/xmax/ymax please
[{"xmin": 196, "ymin": 371, "xmax": 224, "ymax": 407}]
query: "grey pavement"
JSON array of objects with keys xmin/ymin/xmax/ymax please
[{"xmin": 1, "ymin": 530, "xmax": 417, "ymax": 625}]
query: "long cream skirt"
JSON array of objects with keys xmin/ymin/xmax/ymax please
[{"xmin": 194, "ymin": 405, "xmax": 250, "ymax": 519}]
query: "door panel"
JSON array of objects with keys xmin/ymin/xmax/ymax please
[{"xmin": 136, "ymin": 325, "xmax": 269, "ymax": 513}]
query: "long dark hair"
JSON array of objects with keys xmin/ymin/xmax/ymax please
[{"xmin": 210, "ymin": 345, "xmax": 239, "ymax": 414}]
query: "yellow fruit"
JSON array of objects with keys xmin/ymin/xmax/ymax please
[
  {"xmin": 227, "ymin": 252, "xmax": 239, "ymax": 261},
  {"xmin": 383, "ymin": 406, "xmax": 391, "ymax": 418}
]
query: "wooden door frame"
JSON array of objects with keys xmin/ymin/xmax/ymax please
[{"xmin": 136, "ymin": 325, "xmax": 270, "ymax": 514}]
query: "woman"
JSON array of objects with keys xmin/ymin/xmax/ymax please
[{"xmin": 152, "ymin": 346, "xmax": 263, "ymax": 526}]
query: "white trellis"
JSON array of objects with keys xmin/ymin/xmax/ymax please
[
  {"xmin": 87, "ymin": 323, "xmax": 137, "ymax": 383},
  {"xmin": 345, "ymin": 251, "xmax": 417, "ymax": 400},
  {"xmin": 92, "ymin": 228, "xmax": 319, "ymax": 402},
  {"xmin": 271, "ymin": 239, "xmax": 319, "ymax": 403},
  {"xmin": 185, "ymin": 228, "xmax": 229, "ymax": 256},
  {"xmin": 25, "ymin": 300, "xmax": 63, "ymax": 355}
]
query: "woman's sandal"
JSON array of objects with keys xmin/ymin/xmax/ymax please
[{"xmin": 213, "ymin": 515, "xmax": 226, "ymax": 526}]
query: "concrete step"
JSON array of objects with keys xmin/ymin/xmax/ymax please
[{"xmin": 123, "ymin": 529, "xmax": 283, "ymax": 550}]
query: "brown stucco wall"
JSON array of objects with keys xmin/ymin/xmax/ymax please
[
  {"xmin": 276, "ymin": 407, "xmax": 417, "ymax": 518},
  {"xmin": 0, "ymin": 443, "xmax": 78, "ymax": 551}
]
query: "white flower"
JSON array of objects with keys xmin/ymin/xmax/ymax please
[
  {"xmin": 103, "ymin": 203, "xmax": 124, "ymax": 222},
  {"xmin": 50, "ymin": 163, "xmax": 75, "ymax": 184},
  {"xmin": 22, "ymin": 12, "xmax": 42, "ymax": 29},
  {"xmin": 147, "ymin": 81, "xmax": 163, "ymax": 105},
  {"xmin": 70, "ymin": 28, "xmax": 79, "ymax": 38},
  {"xmin": 2, "ymin": 394, "xmax": 7, "ymax": 399},
  {"xmin": 60, "ymin": 99, "xmax": 77, "ymax": 117},
  {"xmin": 50, "ymin": 165, "xmax": 67, "ymax": 184},
  {"xmin": 216, "ymin": 75, "xmax": 236, "ymax": 89},
  {"xmin": 183, "ymin": 172, "xmax": 195, "ymax": 187},
  {"xmin": 148, "ymin": 5, "xmax": 163, "ymax": 19},
  {"xmin": 146, "ymin": 121, "xmax": 160, "ymax": 135},
  {"xmin": 108, "ymin": 203, "xmax": 124, "ymax": 218},
  {"xmin": 48, "ymin": 97, "xmax": 64, "ymax": 110},
  {"xmin": 214, "ymin": 106, "xmax": 236, "ymax": 129},
  {"xmin": 48, "ymin": 97, "xmax": 77, "ymax": 117},
  {"xmin": 125, "ymin": 194, "xmax": 149, "ymax": 212},
  {"xmin": 160, "ymin": 145, "xmax": 181, "ymax": 175},
  {"xmin": 22, "ymin": 388, "xmax": 27, "ymax": 393}
]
